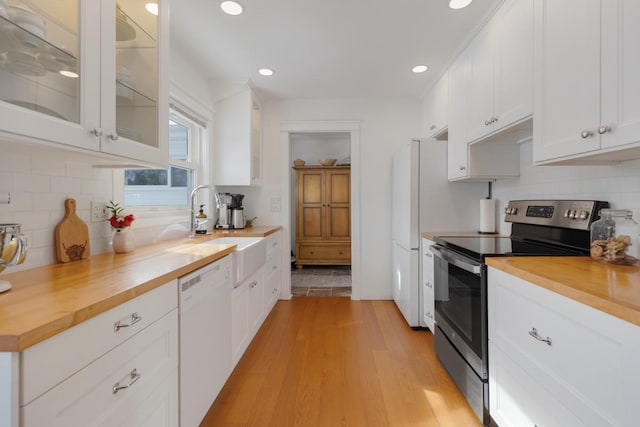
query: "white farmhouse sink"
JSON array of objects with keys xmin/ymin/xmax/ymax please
[{"xmin": 204, "ymin": 237, "xmax": 266, "ymax": 285}]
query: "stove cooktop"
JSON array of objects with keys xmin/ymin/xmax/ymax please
[{"xmin": 434, "ymin": 236, "xmax": 588, "ymax": 262}]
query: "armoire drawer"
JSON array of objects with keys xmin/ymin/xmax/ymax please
[{"xmin": 298, "ymin": 244, "xmax": 351, "ymax": 261}]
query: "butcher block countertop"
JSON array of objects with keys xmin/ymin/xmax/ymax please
[
  {"xmin": 0, "ymin": 226, "xmax": 281, "ymax": 352},
  {"xmin": 486, "ymin": 257, "xmax": 640, "ymax": 327}
]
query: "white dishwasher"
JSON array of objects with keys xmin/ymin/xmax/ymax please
[{"xmin": 179, "ymin": 255, "xmax": 232, "ymax": 427}]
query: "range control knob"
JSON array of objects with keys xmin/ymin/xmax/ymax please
[
  {"xmin": 511, "ymin": 207, "xmax": 518, "ymax": 215},
  {"xmin": 578, "ymin": 210, "xmax": 590, "ymax": 220},
  {"xmin": 568, "ymin": 210, "xmax": 577, "ymax": 219},
  {"xmin": 564, "ymin": 209, "xmax": 571, "ymax": 218}
]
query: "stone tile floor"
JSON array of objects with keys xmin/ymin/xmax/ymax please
[{"xmin": 291, "ymin": 265, "xmax": 351, "ymax": 297}]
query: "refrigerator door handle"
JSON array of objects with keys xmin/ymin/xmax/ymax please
[{"xmin": 431, "ymin": 245, "xmax": 481, "ymax": 276}]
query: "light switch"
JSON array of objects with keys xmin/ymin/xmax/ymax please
[{"xmin": 270, "ymin": 197, "xmax": 281, "ymax": 212}]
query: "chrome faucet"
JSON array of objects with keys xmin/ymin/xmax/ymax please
[{"xmin": 189, "ymin": 184, "xmax": 221, "ymax": 239}]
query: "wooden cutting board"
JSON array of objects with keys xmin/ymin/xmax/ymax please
[{"xmin": 55, "ymin": 198, "xmax": 91, "ymax": 262}]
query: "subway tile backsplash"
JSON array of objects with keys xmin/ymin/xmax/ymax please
[
  {"xmin": 492, "ymin": 141, "xmax": 640, "ymax": 233},
  {"xmin": 0, "ymin": 148, "xmax": 115, "ymax": 271}
]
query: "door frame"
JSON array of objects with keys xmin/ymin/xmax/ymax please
[{"xmin": 279, "ymin": 121, "xmax": 361, "ymax": 300}]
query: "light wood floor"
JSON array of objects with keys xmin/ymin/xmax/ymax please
[{"xmin": 201, "ymin": 297, "xmax": 481, "ymax": 427}]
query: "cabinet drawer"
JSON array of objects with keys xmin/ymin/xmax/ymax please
[
  {"xmin": 488, "ymin": 267, "xmax": 638, "ymax": 426},
  {"xmin": 298, "ymin": 244, "xmax": 351, "ymax": 261},
  {"xmin": 266, "ymin": 231, "xmax": 281, "ymax": 255},
  {"xmin": 21, "ymin": 310, "xmax": 178, "ymax": 427},
  {"xmin": 21, "ymin": 280, "xmax": 178, "ymax": 405},
  {"xmin": 489, "ymin": 343, "xmax": 583, "ymax": 427}
]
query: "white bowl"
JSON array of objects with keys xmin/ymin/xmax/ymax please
[{"xmin": 8, "ymin": 5, "xmax": 45, "ymax": 29}]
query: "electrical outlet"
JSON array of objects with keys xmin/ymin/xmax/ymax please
[{"xmin": 91, "ymin": 201, "xmax": 108, "ymax": 222}]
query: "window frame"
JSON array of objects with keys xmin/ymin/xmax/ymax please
[{"xmin": 114, "ymin": 88, "xmax": 212, "ymax": 216}]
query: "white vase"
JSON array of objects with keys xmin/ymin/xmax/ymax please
[{"xmin": 112, "ymin": 227, "xmax": 135, "ymax": 253}]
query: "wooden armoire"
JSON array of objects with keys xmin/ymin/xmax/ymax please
[{"xmin": 294, "ymin": 165, "xmax": 351, "ymax": 269}]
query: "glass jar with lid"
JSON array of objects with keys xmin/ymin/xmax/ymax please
[{"xmin": 590, "ymin": 209, "xmax": 639, "ymax": 265}]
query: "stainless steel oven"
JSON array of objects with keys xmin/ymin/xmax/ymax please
[
  {"xmin": 431, "ymin": 244, "xmax": 489, "ymax": 425},
  {"xmin": 431, "ymin": 199, "xmax": 609, "ymax": 427}
]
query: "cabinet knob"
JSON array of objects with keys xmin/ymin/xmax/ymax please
[
  {"xmin": 91, "ymin": 128, "xmax": 103, "ymax": 137},
  {"xmin": 580, "ymin": 130, "xmax": 593, "ymax": 139},
  {"xmin": 339, "ymin": 251, "xmax": 343, "ymax": 255},
  {"xmin": 459, "ymin": 166, "xmax": 466, "ymax": 171},
  {"xmin": 484, "ymin": 120, "xmax": 490, "ymax": 126},
  {"xmin": 107, "ymin": 132, "xmax": 119, "ymax": 141},
  {"xmin": 491, "ymin": 116, "xmax": 498, "ymax": 124},
  {"xmin": 598, "ymin": 125, "xmax": 609, "ymax": 135},
  {"xmin": 429, "ymin": 124, "xmax": 436, "ymax": 131}
]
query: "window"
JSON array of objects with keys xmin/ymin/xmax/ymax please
[{"xmin": 124, "ymin": 102, "xmax": 207, "ymax": 207}]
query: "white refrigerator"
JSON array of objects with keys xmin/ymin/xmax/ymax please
[{"xmin": 391, "ymin": 139, "xmax": 486, "ymax": 327}]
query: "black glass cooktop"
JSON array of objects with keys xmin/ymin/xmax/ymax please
[{"xmin": 434, "ymin": 236, "xmax": 588, "ymax": 262}]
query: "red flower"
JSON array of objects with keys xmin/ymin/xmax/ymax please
[
  {"xmin": 109, "ymin": 214, "xmax": 135, "ymax": 229},
  {"xmin": 107, "ymin": 201, "xmax": 135, "ymax": 229}
]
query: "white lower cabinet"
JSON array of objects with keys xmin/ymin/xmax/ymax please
[
  {"xmin": 232, "ymin": 266, "xmax": 265, "ymax": 367},
  {"xmin": 248, "ymin": 270, "xmax": 265, "ymax": 336},
  {"xmin": 488, "ymin": 267, "xmax": 640, "ymax": 427},
  {"xmin": 20, "ymin": 281, "xmax": 179, "ymax": 427},
  {"xmin": 264, "ymin": 231, "xmax": 282, "ymax": 311},
  {"xmin": 420, "ymin": 238, "xmax": 435, "ymax": 332}
]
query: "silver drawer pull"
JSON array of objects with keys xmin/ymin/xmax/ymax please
[
  {"xmin": 529, "ymin": 327, "xmax": 552, "ymax": 346},
  {"xmin": 112, "ymin": 369, "xmax": 141, "ymax": 394},
  {"xmin": 114, "ymin": 312, "xmax": 142, "ymax": 332}
]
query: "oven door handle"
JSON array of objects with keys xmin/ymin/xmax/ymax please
[{"xmin": 431, "ymin": 245, "xmax": 482, "ymax": 275}]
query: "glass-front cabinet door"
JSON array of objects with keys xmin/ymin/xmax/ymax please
[
  {"xmin": 0, "ymin": 0, "xmax": 101, "ymax": 150},
  {"xmin": 100, "ymin": 0, "xmax": 168, "ymax": 165},
  {"xmin": 0, "ymin": 0, "xmax": 168, "ymax": 165}
]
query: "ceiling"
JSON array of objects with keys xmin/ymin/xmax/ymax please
[{"xmin": 171, "ymin": 0, "xmax": 500, "ymax": 101}]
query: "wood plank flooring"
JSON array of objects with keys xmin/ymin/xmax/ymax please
[{"xmin": 201, "ymin": 298, "xmax": 481, "ymax": 427}]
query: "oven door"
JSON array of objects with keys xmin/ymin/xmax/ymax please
[{"xmin": 431, "ymin": 244, "xmax": 487, "ymax": 379}]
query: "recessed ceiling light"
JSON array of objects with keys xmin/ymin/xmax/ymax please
[
  {"xmin": 221, "ymin": 1, "xmax": 243, "ymax": 15},
  {"xmin": 449, "ymin": 0, "xmax": 472, "ymax": 9},
  {"xmin": 145, "ymin": 2, "xmax": 158, "ymax": 15},
  {"xmin": 60, "ymin": 70, "xmax": 79, "ymax": 78},
  {"xmin": 258, "ymin": 68, "xmax": 274, "ymax": 76},
  {"xmin": 412, "ymin": 65, "xmax": 428, "ymax": 73}
]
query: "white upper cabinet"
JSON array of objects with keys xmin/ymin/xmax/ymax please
[
  {"xmin": 420, "ymin": 71, "xmax": 449, "ymax": 139},
  {"xmin": 99, "ymin": 0, "xmax": 169, "ymax": 165},
  {"xmin": 0, "ymin": 0, "xmax": 169, "ymax": 166},
  {"xmin": 447, "ymin": 49, "xmax": 471, "ymax": 181},
  {"xmin": 448, "ymin": 45, "xmax": 520, "ymax": 182},
  {"xmin": 467, "ymin": 0, "xmax": 533, "ymax": 144},
  {"xmin": 213, "ymin": 86, "xmax": 262, "ymax": 186},
  {"xmin": 534, "ymin": 0, "xmax": 640, "ymax": 164}
]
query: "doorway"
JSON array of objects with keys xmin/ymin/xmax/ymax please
[
  {"xmin": 279, "ymin": 121, "xmax": 361, "ymax": 300},
  {"xmin": 290, "ymin": 132, "xmax": 351, "ymax": 296}
]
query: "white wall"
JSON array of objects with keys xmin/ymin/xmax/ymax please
[
  {"xmin": 492, "ymin": 141, "xmax": 640, "ymax": 234},
  {"xmin": 251, "ymin": 97, "xmax": 421, "ymax": 299}
]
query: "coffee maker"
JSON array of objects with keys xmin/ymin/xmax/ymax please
[
  {"xmin": 229, "ymin": 193, "xmax": 245, "ymax": 229},
  {"xmin": 215, "ymin": 193, "xmax": 232, "ymax": 229}
]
